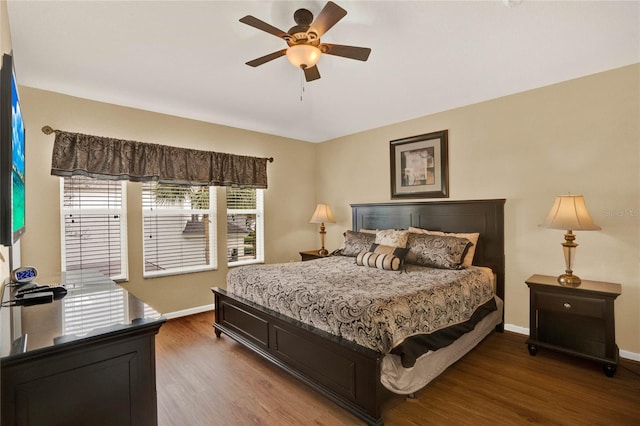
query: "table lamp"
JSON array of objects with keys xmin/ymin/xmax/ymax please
[
  {"xmin": 309, "ymin": 204, "xmax": 336, "ymax": 256},
  {"xmin": 541, "ymin": 195, "xmax": 601, "ymax": 286}
]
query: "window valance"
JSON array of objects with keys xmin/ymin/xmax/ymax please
[{"xmin": 46, "ymin": 127, "xmax": 270, "ymax": 188}]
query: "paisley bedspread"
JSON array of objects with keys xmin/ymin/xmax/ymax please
[{"xmin": 226, "ymin": 255, "xmax": 495, "ymax": 355}]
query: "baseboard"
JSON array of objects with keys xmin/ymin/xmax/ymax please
[
  {"xmin": 162, "ymin": 304, "xmax": 214, "ymax": 320},
  {"xmin": 619, "ymin": 349, "xmax": 640, "ymax": 362},
  {"xmin": 505, "ymin": 323, "xmax": 640, "ymax": 362},
  {"xmin": 504, "ymin": 323, "xmax": 529, "ymax": 336}
]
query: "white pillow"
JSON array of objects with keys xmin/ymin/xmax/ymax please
[
  {"xmin": 375, "ymin": 229, "xmax": 409, "ymax": 248},
  {"xmin": 358, "ymin": 228, "xmax": 378, "ymax": 234},
  {"xmin": 408, "ymin": 227, "xmax": 479, "ymax": 268}
]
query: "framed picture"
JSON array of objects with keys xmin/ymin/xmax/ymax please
[{"xmin": 390, "ymin": 130, "xmax": 449, "ymax": 199}]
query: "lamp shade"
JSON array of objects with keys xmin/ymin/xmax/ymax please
[
  {"xmin": 286, "ymin": 44, "xmax": 321, "ymax": 69},
  {"xmin": 309, "ymin": 203, "xmax": 336, "ymax": 224},
  {"xmin": 541, "ymin": 195, "xmax": 601, "ymax": 231}
]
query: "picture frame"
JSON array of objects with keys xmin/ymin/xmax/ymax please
[{"xmin": 390, "ymin": 130, "xmax": 449, "ymax": 199}]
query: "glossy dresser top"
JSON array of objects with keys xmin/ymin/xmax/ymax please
[{"xmin": 1, "ymin": 269, "xmax": 163, "ymax": 359}]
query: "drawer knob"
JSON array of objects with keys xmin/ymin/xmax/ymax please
[{"xmin": 563, "ymin": 302, "xmax": 572, "ymax": 309}]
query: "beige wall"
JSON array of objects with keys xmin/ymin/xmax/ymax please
[
  {"xmin": 317, "ymin": 64, "xmax": 640, "ymax": 356},
  {"xmin": 19, "ymin": 87, "xmax": 319, "ymax": 314}
]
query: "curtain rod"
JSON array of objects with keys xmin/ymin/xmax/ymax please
[{"xmin": 41, "ymin": 125, "xmax": 274, "ymax": 163}]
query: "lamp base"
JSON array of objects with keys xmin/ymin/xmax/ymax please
[
  {"xmin": 318, "ymin": 248, "xmax": 329, "ymax": 256},
  {"xmin": 558, "ymin": 273, "xmax": 582, "ymax": 287}
]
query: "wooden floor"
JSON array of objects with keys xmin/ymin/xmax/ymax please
[{"xmin": 156, "ymin": 312, "xmax": 640, "ymax": 425}]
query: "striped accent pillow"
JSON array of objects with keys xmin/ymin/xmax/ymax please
[{"xmin": 356, "ymin": 244, "xmax": 408, "ymax": 271}]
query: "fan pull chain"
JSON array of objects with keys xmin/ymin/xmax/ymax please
[{"xmin": 300, "ymin": 69, "xmax": 305, "ymax": 102}]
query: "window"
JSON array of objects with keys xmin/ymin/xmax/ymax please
[
  {"xmin": 60, "ymin": 176, "xmax": 128, "ymax": 281},
  {"xmin": 227, "ymin": 188, "xmax": 264, "ymax": 266},
  {"xmin": 142, "ymin": 182, "xmax": 216, "ymax": 277}
]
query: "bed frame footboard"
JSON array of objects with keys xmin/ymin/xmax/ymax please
[{"xmin": 212, "ymin": 287, "xmax": 386, "ymax": 426}]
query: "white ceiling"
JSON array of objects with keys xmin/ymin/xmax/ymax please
[{"xmin": 7, "ymin": 0, "xmax": 640, "ymax": 143}]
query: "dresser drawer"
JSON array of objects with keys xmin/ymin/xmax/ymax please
[{"xmin": 536, "ymin": 291, "xmax": 606, "ymax": 319}]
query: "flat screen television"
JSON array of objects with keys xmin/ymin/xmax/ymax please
[{"xmin": 0, "ymin": 53, "xmax": 26, "ymax": 246}]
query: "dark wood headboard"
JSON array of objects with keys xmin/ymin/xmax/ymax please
[{"xmin": 351, "ymin": 199, "xmax": 506, "ymax": 311}]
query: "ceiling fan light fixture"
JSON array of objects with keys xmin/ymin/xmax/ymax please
[
  {"xmin": 241, "ymin": 2, "xmax": 370, "ymax": 81},
  {"xmin": 286, "ymin": 44, "xmax": 321, "ymax": 69}
]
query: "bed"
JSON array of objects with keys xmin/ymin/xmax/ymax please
[{"xmin": 212, "ymin": 199, "xmax": 505, "ymax": 425}]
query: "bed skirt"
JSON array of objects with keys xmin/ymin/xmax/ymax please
[{"xmin": 381, "ymin": 296, "xmax": 503, "ymax": 394}]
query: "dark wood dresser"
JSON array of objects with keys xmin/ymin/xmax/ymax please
[
  {"xmin": 525, "ymin": 274, "xmax": 621, "ymax": 376},
  {"xmin": 1, "ymin": 270, "xmax": 166, "ymax": 425}
]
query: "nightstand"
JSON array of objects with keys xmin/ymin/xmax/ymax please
[
  {"xmin": 525, "ymin": 274, "xmax": 621, "ymax": 377},
  {"xmin": 299, "ymin": 250, "xmax": 330, "ymax": 261}
]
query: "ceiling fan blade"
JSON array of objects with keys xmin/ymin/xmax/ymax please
[
  {"xmin": 303, "ymin": 65, "xmax": 321, "ymax": 82},
  {"xmin": 322, "ymin": 43, "xmax": 371, "ymax": 61},
  {"xmin": 239, "ymin": 15, "xmax": 289, "ymax": 40},
  {"xmin": 246, "ymin": 49, "xmax": 287, "ymax": 67},
  {"xmin": 310, "ymin": 2, "xmax": 347, "ymax": 38}
]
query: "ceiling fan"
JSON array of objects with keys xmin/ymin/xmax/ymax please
[{"xmin": 240, "ymin": 1, "xmax": 371, "ymax": 82}]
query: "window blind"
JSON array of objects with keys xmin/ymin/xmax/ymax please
[
  {"xmin": 227, "ymin": 188, "xmax": 264, "ymax": 266},
  {"xmin": 142, "ymin": 182, "xmax": 217, "ymax": 277},
  {"xmin": 61, "ymin": 176, "xmax": 128, "ymax": 281}
]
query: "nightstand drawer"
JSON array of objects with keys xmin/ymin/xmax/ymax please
[{"xmin": 536, "ymin": 291, "xmax": 605, "ymax": 319}]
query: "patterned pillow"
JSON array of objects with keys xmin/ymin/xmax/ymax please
[
  {"xmin": 408, "ymin": 227, "xmax": 479, "ymax": 267},
  {"xmin": 405, "ymin": 233, "xmax": 472, "ymax": 269},
  {"xmin": 341, "ymin": 230, "xmax": 376, "ymax": 257},
  {"xmin": 375, "ymin": 229, "xmax": 409, "ymax": 248},
  {"xmin": 356, "ymin": 244, "xmax": 409, "ymax": 271}
]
